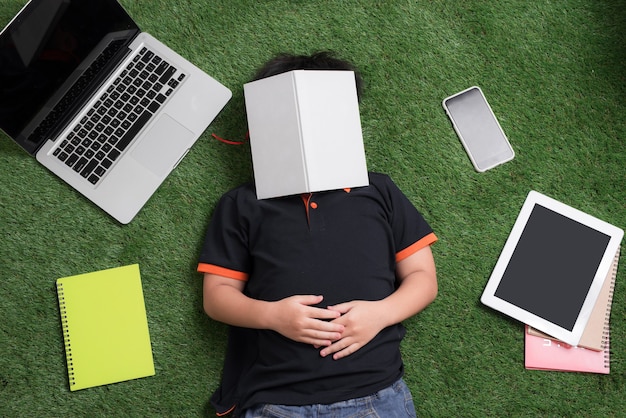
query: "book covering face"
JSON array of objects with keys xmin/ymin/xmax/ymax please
[{"xmin": 244, "ymin": 70, "xmax": 369, "ymax": 200}]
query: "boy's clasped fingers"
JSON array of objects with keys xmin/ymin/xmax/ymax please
[
  {"xmin": 273, "ymin": 295, "xmax": 344, "ymax": 346},
  {"xmin": 304, "ymin": 307, "xmax": 345, "ymax": 346}
]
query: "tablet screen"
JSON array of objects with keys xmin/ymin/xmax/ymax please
[{"xmin": 494, "ymin": 204, "xmax": 610, "ymax": 331}]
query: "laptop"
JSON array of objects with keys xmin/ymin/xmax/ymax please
[{"xmin": 0, "ymin": 0, "xmax": 232, "ymax": 223}]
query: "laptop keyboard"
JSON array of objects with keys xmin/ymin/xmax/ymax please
[{"xmin": 53, "ymin": 46, "xmax": 186, "ymax": 185}]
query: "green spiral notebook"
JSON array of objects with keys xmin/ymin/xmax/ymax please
[{"xmin": 56, "ymin": 264, "xmax": 155, "ymax": 391}]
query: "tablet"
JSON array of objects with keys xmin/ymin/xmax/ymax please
[{"xmin": 481, "ymin": 191, "xmax": 623, "ymax": 346}]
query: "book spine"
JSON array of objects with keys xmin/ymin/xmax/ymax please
[{"xmin": 57, "ymin": 281, "xmax": 75, "ymax": 388}]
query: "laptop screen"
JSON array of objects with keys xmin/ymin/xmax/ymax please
[{"xmin": 0, "ymin": 0, "xmax": 138, "ymax": 153}]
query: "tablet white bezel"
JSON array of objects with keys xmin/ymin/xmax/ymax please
[{"xmin": 480, "ymin": 190, "xmax": 623, "ymax": 346}]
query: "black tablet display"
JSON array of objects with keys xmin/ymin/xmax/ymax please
[{"xmin": 481, "ymin": 191, "xmax": 622, "ymax": 346}]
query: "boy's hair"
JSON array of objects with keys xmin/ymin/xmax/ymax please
[{"xmin": 251, "ymin": 51, "xmax": 364, "ymax": 100}]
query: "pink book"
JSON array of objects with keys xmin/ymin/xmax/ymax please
[{"xmin": 524, "ymin": 325, "xmax": 610, "ymax": 374}]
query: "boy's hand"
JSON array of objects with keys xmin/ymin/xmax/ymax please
[
  {"xmin": 270, "ymin": 295, "xmax": 344, "ymax": 347},
  {"xmin": 319, "ymin": 300, "xmax": 387, "ymax": 360},
  {"xmin": 318, "ymin": 246, "xmax": 438, "ymax": 360}
]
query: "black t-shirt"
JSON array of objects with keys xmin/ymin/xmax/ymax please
[{"xmin": 198, "ymin": 172, "xmax": 437, "ymax": 413}]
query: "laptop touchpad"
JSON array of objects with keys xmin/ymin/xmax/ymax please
[{"xmin": 131, "ymin": 114, "xmax": 195, "ymax": 177}]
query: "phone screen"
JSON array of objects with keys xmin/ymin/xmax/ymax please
[{"xmin": 443, "ymin": 87, "xmax": 514, "ymax": 172}]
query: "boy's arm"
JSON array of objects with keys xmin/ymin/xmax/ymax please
[
  {"xmin": 203, "ymin": 273, "xmax": 344, "ymax": 346},
  {"xmin": 320, "ymin": 245, "xmax": 437, "ymax": 359}
]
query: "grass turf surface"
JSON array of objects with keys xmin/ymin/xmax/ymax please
[{"xmin": 1, "ymin": 0, "xmax": 624, "ymax": 416}]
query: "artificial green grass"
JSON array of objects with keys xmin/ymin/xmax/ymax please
[{"xmin": 1, "ymin": 0, "xmax": 624, "ymax": 416}]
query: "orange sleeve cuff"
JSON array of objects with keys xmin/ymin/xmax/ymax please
[
  {"xmin": 197, "ymin": 263, "xmax": 249, "ymax": 281},
  {"xmin": 395, "ymin": 232, "xmax": 438, "ymax": 262}
]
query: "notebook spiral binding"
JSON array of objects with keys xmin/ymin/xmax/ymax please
[
  {"xmin": 57, "ymin": 282, "xmax": 76, "ymax": 387},
  {"xmin": 602, "ymin": 247, "xmax": 619, "ymax": 369}
]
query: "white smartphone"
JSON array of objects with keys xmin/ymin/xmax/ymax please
[{"xmin": 443, "ymin": 86, "xmax": 514, "ymax": 172}]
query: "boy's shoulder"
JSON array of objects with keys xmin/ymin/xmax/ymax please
[
  {"xmin": 366, "ymin": 171, "xmax": 401, "ymax": 193},
  {"xmin": 220, "ymin": 181, "xmax": 256, "ymax": 199},
  {"xmin": 368, "ymin": 171, "xmax": 392, "ymax": 184},
  {"xmin": 213, "ymin": 182, "xmax": 258, "ymax": 210}
]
